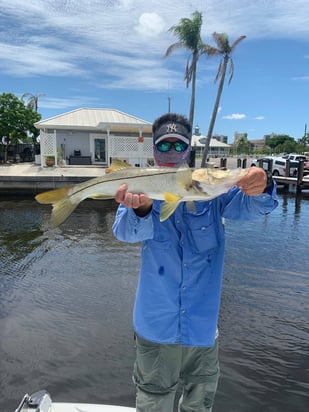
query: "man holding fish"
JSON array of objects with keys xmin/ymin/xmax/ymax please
[{"xmin": 113, "ymin": 113, "xmax": 278, "ymax": 412}]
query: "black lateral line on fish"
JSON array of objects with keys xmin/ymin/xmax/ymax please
[{"xmin": 71, "ymin": 169, "xmax": 182, "ymax": 197}]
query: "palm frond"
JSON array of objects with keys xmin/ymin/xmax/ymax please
[
  {"xmin": 164, "ymin": 42, "xmax": 184, "ymax": 57},
  {"xmin": 21, "ymin": 93, "xmax": 33, "ymax": 101},
  {"xmin": 215, "ymin": 60, "xmax": 223, "ymax": 83},
  {"xmin": 230, "ymin": 35, "xmax": 246, "ymax": 51},
  {"xmin": 202, "ymin": 44, "xmax": 221, "ymax": 57},
  {"xmin": 228, "ymin": 59, "xmax": 235, "ymax": 84},
  {"xmin": 168, "ymin": 11, "xmax": 203, "ymax": 51},
  {"xmin": 212, "ymin": 32, "xmax": 230, "ymax": 52},
  {"xmin": 185, "ymin": 58, "xmax": 194, "ymax": 87}
]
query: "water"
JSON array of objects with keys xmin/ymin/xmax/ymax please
[{"xmin": 0, "ymin": 192, "xmax": 308, "ymax": 412}]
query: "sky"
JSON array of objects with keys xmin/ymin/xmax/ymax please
[{"xmin": 1, "ymin": 0, "xmax": 309, "ymax": 143}]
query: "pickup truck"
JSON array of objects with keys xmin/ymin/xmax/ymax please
[
  {"xmin": 250, "ymin": 156, "xmax": 299, "ymax": 176},
  {"xmin": 282, "ymin": 154, "xmax": 309, "ymax": 174}
]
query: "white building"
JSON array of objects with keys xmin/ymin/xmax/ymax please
[
  {"xmin": 35, "ymin": 108, "xmax": 153, "ymax": 167},
  {"xmin": 191, "ymin": 134, "xmax": 231, "ymax": 157}
]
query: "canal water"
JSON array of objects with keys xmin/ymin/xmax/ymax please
[{"xmin": 0, "ymin": 192, "xmax": 308, "ymax": 412}]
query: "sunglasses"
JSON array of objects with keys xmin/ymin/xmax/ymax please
[{"xmin": 156, "ymin": 141, "xmax": 189, "ymax": 153}]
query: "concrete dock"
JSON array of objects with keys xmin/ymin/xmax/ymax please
[{"xmin": 0, "ymin": 163, "xmax": 107, "ymax": 195}]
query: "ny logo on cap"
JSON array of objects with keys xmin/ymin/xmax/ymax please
[{"xmin": 166, "ymin": 123, "xmax": 177, "ymax": 133}]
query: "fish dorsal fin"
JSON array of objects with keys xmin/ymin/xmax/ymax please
[
  {"xmin": 176, "ymin": 167, "xmax": 192, "ymax": 190},
  {"xmin": 106, "ymin": 159, "xmax": 132, "ymax": 174}
]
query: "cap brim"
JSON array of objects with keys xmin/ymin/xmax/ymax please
[{"xmin": 154, "ymin": 134, "xmax": 190, "ymax": 145}]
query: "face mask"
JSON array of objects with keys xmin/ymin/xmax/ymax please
[{"xmin": 153, "ymin": 145, "xmax": 190, "ymax": 168}]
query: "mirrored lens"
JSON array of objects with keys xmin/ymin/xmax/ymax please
[{"xmin": 156, "ymin": 141, "xmax": 188, "ymax": 152}]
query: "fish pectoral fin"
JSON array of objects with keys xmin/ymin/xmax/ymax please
[
  {"xmin": 176, "ymin": 168, "xmax": 192, "ymax": 190},
  {"xmin": 160, "ymin": 202, "xmax": 179, "ymax": 222},
  {"xmin": 159, "ymin": 192, "xmax": 182, "ymax": 222},
  {"xmin": 105, "ymin": 159, "xmax": 133, "ymax": 174},
  {"xmin": 163, "ymin": 192, "xmax": 181, "ymax": 203}
]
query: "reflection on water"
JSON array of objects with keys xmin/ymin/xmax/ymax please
[{"xmin": 0, "ymin": 193, "xmax": 308, "ymax": 412}]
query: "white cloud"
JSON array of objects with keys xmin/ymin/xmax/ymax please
[
  {"xmin": 1, "ymin": 0, "xmax": 309, "ymax": 91},
  {"xmin": 292, "ymin": 76, "xmax": 309, "ymax": 81},
  {"xmin": 222, "ymin": 113, "xmax": 246, "ymax": 120},
  {"xmin": 39, "ymin": 96, "xmax": 101, "ymax": 110},
  {"xmin": 0, "ymin": 42, "xmax": 85, "ymax": 77},
  {"xmin": 254, "ymin": 116, "xmax": 265, "ymax": 120},
  {"xmin": 135, "ymin": 13, "xmax": 165, "ymax": 37}
]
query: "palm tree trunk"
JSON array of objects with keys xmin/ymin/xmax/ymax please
[
  {"xmin": 4, "ymin": 146, "xmax": 8, "ymax": 163},
  {"xmin": 189, "ymin": 54, "xmax": 198, "ymax": 130},
  {"xmin": 201, "ymin": 55, "xmax": 228, "ymax": 167}
]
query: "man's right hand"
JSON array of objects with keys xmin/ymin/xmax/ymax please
[{"xmin": 114, "ymin": 184, "xmax": 153, "ymax": 216}]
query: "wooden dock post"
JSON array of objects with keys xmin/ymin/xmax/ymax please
[
  {"xmin": 220, "ymin": 158, "xmax": 227, "ymax": 169},
  {"xmin": 297, "ymin": 160, "xmax": 304, "ymax": 194}
]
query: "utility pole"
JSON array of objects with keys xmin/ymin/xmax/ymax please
[{"xmin": 167, "ymin": 81, "xmax": 171, "ymax": 113}]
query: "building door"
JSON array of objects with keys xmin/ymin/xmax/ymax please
[{"xmin": 90, "ymin": 135, "xmax": 107, "ymax": 164}]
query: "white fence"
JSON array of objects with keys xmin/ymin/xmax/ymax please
[
  {"xmin": 40, "ymin": 131, "xmax": 57, "ymax": 166},
  {"xmin": 108, "ymin": 136, "xmax": 153, "ymax": 167}
]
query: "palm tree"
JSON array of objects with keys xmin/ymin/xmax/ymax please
[
  {"xmin": 201, "ymin": 33, "xmax": 246, "ymax": 167},
  {"xmin": 21, "ymin": 93, "xmax": 45, "ymax": 112},
  {"xmin": 164, "ymin": 11, "xmax": 208, "ymax": 129}
]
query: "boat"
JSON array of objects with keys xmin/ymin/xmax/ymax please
[{"xmin": 15, "ymin": 390, "xmax": 135, "ymax": 412}]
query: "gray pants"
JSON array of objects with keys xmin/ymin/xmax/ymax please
[{"xmin": 133, "ymin": 334, "xmax": 220, "ymax": 412}]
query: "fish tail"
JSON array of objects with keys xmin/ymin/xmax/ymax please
[
  {"xmin": 35, "ymin": 186, "xmax": 73, "ymax": 204},
  {"xmin": 51, "ymin": 197, "xmax": 80, "ymax": 228},
  {"xmin": 35, "ymin": 186, "xmax": 79, "ymax": 228}
]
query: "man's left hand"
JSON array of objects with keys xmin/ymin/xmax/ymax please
[{"xmin": 236, "ymin": 167, "xmax": 268, "ymax": 196}]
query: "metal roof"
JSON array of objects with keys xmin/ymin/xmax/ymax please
[
  {"xmin": 192, "ymin": 134, "xmax": 231, "ymax": 148},
  {"xmin": 35, "ymin": 108, "xmax": 152, "ymax": 132}
]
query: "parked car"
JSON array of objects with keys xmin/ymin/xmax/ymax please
[
  {"xmin": 250, "ymin": 156, "xmax": 272, "ymax": 168},
  {"xmin": 282, "ymin": 153, "xmax": 306, "ymax": 161},
  {"xmin": 250, "ymin": 156, "xmax": 298, "ymax": 177},
  {"xmin": 282, "ymin": 154, "xmax": 309, "ymax": 171}
]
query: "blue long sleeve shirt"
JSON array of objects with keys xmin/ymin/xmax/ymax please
[{"xmin": 112, "ymin": 186, "xmax": 278, "ymax": 347}]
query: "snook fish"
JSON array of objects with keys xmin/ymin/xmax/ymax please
[{"xmin": 35, "ymin": 159, "xmax": 247, "ymax": 228}]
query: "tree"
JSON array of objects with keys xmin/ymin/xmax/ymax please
[
  {"xmin": 164, "ymin": 11, "xmax": 209, "ymax": 129},
  {"xmin": 0, "ymin": 93, "xmax": 41, "ymax": 162},
  {"xmin": 234, "ymin": 135, "xmax": 252, "ymax": 155},
  {"xmin": 265, "ymin": 134, "xmax": 297, "ymax": 154},
  {"xmin": 201, "ymin": 33, "xmax": 246, "ymax": 167},
  {"xmin": 298, "ymin": 125, "xmax": 309, "ymax": 152},
  {"xmin": 21, "ymin": 92, "xmax": 45, "ymax": 112}
]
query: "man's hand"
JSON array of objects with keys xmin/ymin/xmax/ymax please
[
  {"xmin": 114, "ymin": 184, "xmax": 153, "ymax": 216},
  {"xmin": 236, "ymin": 167, "xmax": 268, "ymax": 196}
]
